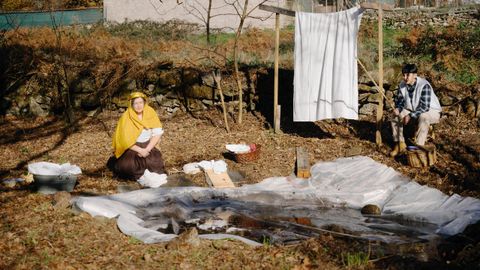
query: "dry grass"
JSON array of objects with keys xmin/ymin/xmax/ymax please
[{"xmin": 0, "ymin": 106, "xmax": 479, "ymax": 269}]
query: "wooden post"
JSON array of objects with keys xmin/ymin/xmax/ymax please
[
  {"xmin": 274, "ymin": 12, "xmax": 280, "ymax": 133},
  {"xmin": 296, "ymin": 147, "xmax": 311, "ymax": 178},
  {"xmin": 275, "ymin": 105, "xmax": 281, "ymax": 132},
  {"xmin": 376, "ymin": 6, "xmax": 384, "ymax": 146},
  {"xmin": 213, "ymin": 70, "xmax": 230, "ymax": 133}
]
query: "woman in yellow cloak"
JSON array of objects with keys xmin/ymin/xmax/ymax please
[{"xmin": 112, "ymin": 92, "xmax": 165, "ymax": 180}]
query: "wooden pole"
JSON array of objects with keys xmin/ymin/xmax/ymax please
[
  {"xmin": 274, "ymin": 12, "xmax": 280, "ymax": 133},
  {"xmin": 213, "ymin": 71, "xmax": 230, "ymax": 133},
  {"xmin": 376, "ymin": 6, "xmax": 384, "ymax": 146}
]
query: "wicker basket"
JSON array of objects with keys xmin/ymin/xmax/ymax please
[{"xmin": 233, "ymin": 145, "xmax": 261, "ymax": 163}]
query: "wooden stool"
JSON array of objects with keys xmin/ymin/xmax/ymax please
[{"xmin": 407, "ymin": 144, "xmax": 437, "ymax": 168}]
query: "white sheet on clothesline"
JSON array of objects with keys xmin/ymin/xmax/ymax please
[{"xmin": 294, "ymin": 7, "xmax": 363, "ymax": 121}]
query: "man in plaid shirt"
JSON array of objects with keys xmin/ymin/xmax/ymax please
[{"xmin": 390, "ymin": 64, "xmax": 442, "ymax": 157}]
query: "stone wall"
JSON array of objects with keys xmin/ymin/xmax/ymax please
[
  {"xmin": 4, "ymin": 64, "xmax": 479, "ymax": 121},
  {"xmin": 363, "ymin": 6, "xmax": 480, "ymax": 28}
]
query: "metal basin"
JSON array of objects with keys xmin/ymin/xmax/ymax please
[{"xmin": 32, "ymin": 174, "xmax": 77, "ymax": 194}]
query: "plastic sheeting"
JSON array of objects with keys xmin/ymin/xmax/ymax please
[{"xmin": 72, "ymin": 156, "xmax": 480, "ymax": 245}]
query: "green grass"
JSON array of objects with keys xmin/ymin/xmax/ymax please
[
  {"xmin": 128, "ymin": 236, "xmax": 143, "ymax": 244},
  {"xmin": 105, "ymin": 20, "xmax": 199, "ymax": 41},
  {"xmin": 341, "ymin": 251, "xmax": 370, "ymax": 268}
]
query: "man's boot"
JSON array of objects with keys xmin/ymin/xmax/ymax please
[{"xmin": 390, "ymin": 142, "xmax": 407, "ymax": 157}]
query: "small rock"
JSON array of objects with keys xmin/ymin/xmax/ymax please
[
  {"xmin": 154, "ymin": 94, "xmax": 165, "ymax": 105},
  {"xmin": 171, "ymin": 218, "xmax": 180, "ymax": 235},
  {"xmin": 359, "ymin": 103, "xmax": 377, "ymax": 116},
  {"xmin": 143, "ymin": 253, "xmax": 152, "ymax": 262},
  {"xmin": 167, "ymin": 227, "xmax": 201, "ymax": 249},
  {"xmin": 361, "ymin": 204, "xmax": 381, "ymax": 215},
  {"xmin": 147, "ymin": 84, "xmax": 155, "ymax": 92},
  {"xmin": 439, "ymin": 93, "xmax": 455, "ymax": 106},
  {"xmin": 367, "ymin": 93, "xmax": 382, "ymax": 103},
  {"xmin": 463, "ymin": 98, "xmax": 477, "ymax": 118},
  {"xmin": 29, "ymin": 97, "xmax": 49, "ymax": 117},
  {"xmin": 345, "ymin": 146, "xmax": 363, "ymax": 157},
  {"xmin": 53, "ymin": 191, "xmax": 72, "ymax": 210},
  {"xmin": 87, "ymin": 108, "xmax": 100, "ymax": 117},
  {"xmin": 2, "ymin": 178, "xmax": 19, "ymax": 188},
  {"xmin": 201, "ymin": 99, "xmax": 214, "ymax": 106}
]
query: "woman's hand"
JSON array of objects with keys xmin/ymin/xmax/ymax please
[
  {"xmin": 130, "ymin": 145, "xmax": 150, "ymax": 158},
  {"xmin": 137, "ymin": 148, "xmax": 150, "ymax": 158}
]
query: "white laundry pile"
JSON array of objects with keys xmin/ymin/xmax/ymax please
[
  {"xmin": 294, "ymin": 7, "xmax": 363, "ymax": 121},
  {"xmin": 28, "ymin": 162, "xmax": 82, "ymax": 175},
  {"xmin": 225, "ymin": 144, "xmax": 251, "ymax": 154},
  {"xmin": 72, "ymin": 156, "xmax": 480, "ymax": 245},
  {"xmin": 183, "ymin": 160, "xmax": 228, "ymax": 175},
  {"xmin": 137, "ymin": 169, "xmax": 167, "ymax": 188}
]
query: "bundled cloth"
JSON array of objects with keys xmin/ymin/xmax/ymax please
[
  {"xmin": 137, "ymin": 169, "xmax": 167, "ymax": 188},
  {"xmin": 183, "ymin": 160, "xmax": 228, "ymax": 175}
]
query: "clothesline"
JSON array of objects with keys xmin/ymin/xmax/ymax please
[{"xmin": 260, "ymin": 2, "xmax": 393, "ymax": 145}]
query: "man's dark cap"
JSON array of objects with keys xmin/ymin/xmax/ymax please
[{"xmin": 402, "ymin": 64, "xmax": 417, "ymax": 74}]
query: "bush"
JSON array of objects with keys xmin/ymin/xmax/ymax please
[
  {"xmin": 0, "ymin": 0, "xmax": 101, "ymax": 11},
  {"xmin": 106, "ymin": 20, "xmax": 200, "ymax": 41}
]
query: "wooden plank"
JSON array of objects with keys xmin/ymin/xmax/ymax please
[
  {"xmin": 205, "ymin": 169, "xmax": 235, "ymax": 188},
  {"xmin": 259, "ymin": 4, "xmax": 295, "ymax": 17},
  {"xmin": 296, "ymin": 147, "xmax": 311, "ymax": 179},
  {"xmin": 360, "ymin": 2, "xmax": 394, "ymax": 11},
  {"xmin": 274, "ymin": 12, "xmax": 280, "ymax": 133},
  {"xmin": 259, "ymin": 3, "xmax": 394, "ymax": 18}
]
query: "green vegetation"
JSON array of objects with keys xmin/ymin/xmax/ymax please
[
  {"xmin": 0, "ymin": 0, "xmax": 102, "ymax": 11},
  {"xmin": 358, "ymin": 20, "xmax": 480, "ymax": 91},
  {"xmin": 341, "ymin": 251, "xmax": 370, "ymax": 268},
  {"xmin": 105, "ymin": 20, "xmax": 198, "ymax": 42}
]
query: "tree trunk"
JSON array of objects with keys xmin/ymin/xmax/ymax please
[
  {"xmin": 206, "ymin": 0, "xmax": 212, "ymax": 44},
  {"xmin": 233, "ymin": 0, "xmax": 249, "ymax": 125}
]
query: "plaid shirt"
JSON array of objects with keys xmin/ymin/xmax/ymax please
[{"xmin": 394, "ymin": 80, "xmax": 432, "ymax": 119}]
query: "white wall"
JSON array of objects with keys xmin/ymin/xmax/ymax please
[{"xmin": 104, "ymin": 0, "xmax": 293, "ymax": 30}]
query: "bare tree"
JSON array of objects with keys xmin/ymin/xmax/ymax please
[
  {"xmin": 46, "ymin": 0, "xmax": 75, "ymax": 125},
  {"xmin": 225, "ymin": 0, "xmax": 270, "ymax": 124},
  {"xmin": 182, "ymin": 0, "xmax": 215, "ymax": 43}
]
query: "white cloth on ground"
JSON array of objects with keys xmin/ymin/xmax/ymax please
[
  {"xmin": 137, "ymin": 169, "xmax": 167, "ymax": 188},
  {"xmin": 183, "ymin": 160, "xmax": 228, "ymax": 175},
  {"xmin": 294, "ymin": 7, "xmax": 363, "ymax": 121}
]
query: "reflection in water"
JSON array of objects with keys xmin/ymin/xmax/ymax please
[{"xmin": 137, "ymin": 195, "xmax": 440, "ymax": 246}]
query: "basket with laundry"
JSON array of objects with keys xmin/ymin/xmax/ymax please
[{"xmin": 226, "ymin": 144, "xmax": 261, "ymax": 163}]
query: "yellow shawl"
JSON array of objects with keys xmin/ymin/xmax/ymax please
[{"xmin": 112, "ymin": 92, "xmax": 162, "ymax": 158}]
